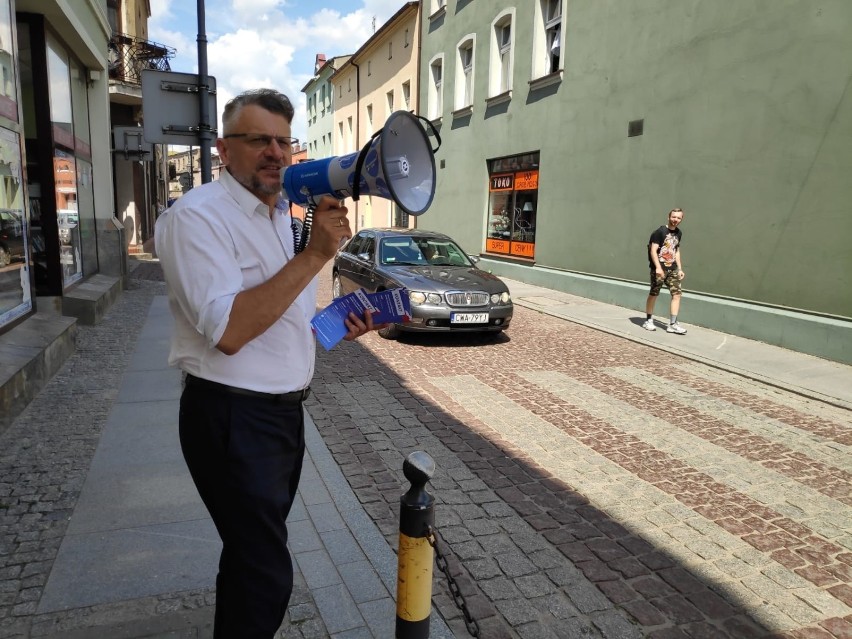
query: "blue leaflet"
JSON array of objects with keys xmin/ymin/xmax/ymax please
[{"xmin": 311, "ymin": 288, "xmax": 411, "ymax": 350}]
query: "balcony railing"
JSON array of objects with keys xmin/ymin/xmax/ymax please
[{"xmin": 108, "ymin": 33, "xmax": 175, "ymax": 86}]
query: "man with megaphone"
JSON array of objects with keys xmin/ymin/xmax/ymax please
[{"xmin": 155, "ymin": 88, "xmax": 383, "ymax": 638}]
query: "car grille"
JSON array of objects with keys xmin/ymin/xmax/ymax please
[{"xmin": 445, "ymin": 291, "xmax": 489, "ymax": 307}]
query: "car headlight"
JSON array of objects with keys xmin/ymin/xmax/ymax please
[
  {"xmin": 491, "ymin": 292, "xmax": 511, "ymax": 304},
  {"xmin": 409, "ymin": 291, "xmax": 442, "ymax": 305}
]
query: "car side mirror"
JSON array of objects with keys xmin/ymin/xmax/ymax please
[
  {"xmin": 469, "ymin": 255, "xmax": 480, "ymax": 264},
  {"xmin": 357, "ymin": 252, "xmax": 372, "ymax": 261}
]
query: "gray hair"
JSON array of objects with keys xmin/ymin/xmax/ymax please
[{"xmin": 222, "ymin": 89, "xmax": 294, "ymax": 133}]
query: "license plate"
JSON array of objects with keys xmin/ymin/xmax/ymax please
[{"xmin": 451, "ymin": 312, "xmax": 489, "ymax": 324}]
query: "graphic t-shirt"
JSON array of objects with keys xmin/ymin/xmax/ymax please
[{"xmin": 648, "ymin": 225, "xmax": 682, "ymax": 268}]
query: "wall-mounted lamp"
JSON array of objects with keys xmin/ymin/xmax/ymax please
[{"xmin": 522, "ymin": 201, "xmax": 534, "ymax": 212}]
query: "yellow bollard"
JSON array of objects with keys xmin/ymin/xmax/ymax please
[{"xmin": 396, "ymin": 451, "xmax": 436, "ymax": 639}]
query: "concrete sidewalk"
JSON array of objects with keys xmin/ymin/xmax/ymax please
[
  {"xmin": 34, "ymin": 295, "xmax": 453, "ymax": 638},
  {"xmin": 503, "ymin": 277, "xmax": 852, "ymax": 411}
]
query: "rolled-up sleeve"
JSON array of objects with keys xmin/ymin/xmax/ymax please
[{"xmin": 157, "ymin": 195, "xmax": 241, "ymax": 349}]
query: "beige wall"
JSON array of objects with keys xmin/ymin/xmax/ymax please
[{"xmin": 332, "ymin": 3, "xmax": 420, "ymax": 232}]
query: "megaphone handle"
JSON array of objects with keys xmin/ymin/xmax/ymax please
[{"xmin": 412, "ymin": 112, "xmax": 442, "ymax": 153}]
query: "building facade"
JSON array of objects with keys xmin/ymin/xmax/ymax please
[
  {"xmin": 303, "ymin": 53, "xmax": 351, "ymax": 162},
  {"xmin": 167, "ymin": 147, "xmax": 223, "ymax": 202},
  {"xmin": 107, "ymin": 0, "xmax": 173, "ymax": 256},
  {"xmin": 331, "ymin": 2, "xmax": 420, "ymax": 232},
  {"xmin": 418, "ymin": 0, "xmax": 852, "ymax": 363},
  {"xmin": 1, "ymin": 0, "xmax": 126, "ymax": 335}
]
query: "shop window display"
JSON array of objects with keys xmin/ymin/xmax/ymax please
[
  {"xmin": 485, "ymin": 152, "xmax": 539, "ymax": 260},
  {"xmin": 0, "ymin": 127, "xmax": 32, "ymax": 325}
]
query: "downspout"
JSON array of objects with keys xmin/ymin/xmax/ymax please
[
  {"xmin": 351, "ymin": 60, "xmax": 361, "ymax": 232},
  {"xmin": 414, "ymin": 2, "xmax": 423, "ymax": 229}
]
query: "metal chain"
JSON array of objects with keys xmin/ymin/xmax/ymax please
[{"xmin": 427, "ymin": 525, "xmax": 480, "ymax": 637}]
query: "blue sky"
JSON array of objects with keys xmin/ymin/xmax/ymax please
[{"xmin": 148, "ymin": 0, "xmax": 408, "ymax": 144}]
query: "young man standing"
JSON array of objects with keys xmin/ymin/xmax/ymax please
[{"xmin": 643, "ymin": 208, "xmax": 687, "ymax": 334}]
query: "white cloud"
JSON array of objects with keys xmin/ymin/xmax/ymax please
[{"xmin": 145, "ymin": 0, "xmax": 409, "ymax": 143}]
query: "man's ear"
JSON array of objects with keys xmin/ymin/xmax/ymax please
[{"xmin": 216, "ymin": 138, "xmax": 229, "ymax": 165}]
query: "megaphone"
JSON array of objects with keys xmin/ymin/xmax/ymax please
[{"xmin": 282, "ymin": 110, "xmax": 440, "ymax": 220}]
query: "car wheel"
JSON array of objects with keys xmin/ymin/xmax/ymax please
[
  {"xmin": 332, "ymin": 273, "xmax": 342, "ymax": 299},
  {"xmin": 377, "ymin": 323, "xmax": 400, "ymax": 340},
  {"xmin": 0, "ymin": 245, "xmax": 10, "ymax": 267}
]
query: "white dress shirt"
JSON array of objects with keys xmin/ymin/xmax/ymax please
[{"xmin": 154, "ymin": 169, "xmax": 317, "ymax": 393}]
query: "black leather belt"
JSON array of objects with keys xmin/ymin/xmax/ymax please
[{"xmin": 185, "ymin": 374, "xmax": 310, "ymax": 404}]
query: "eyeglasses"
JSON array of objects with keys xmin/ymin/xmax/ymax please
[{"xmin": 223, "ymin": 133, "xmax": 299, "ymax": 150}]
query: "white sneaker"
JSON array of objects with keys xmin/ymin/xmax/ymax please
[
  {"xmin": 642, "ymin": 319, "xmax": 656, "ymax": 331},
  {"xmin": 667, "ymin": 322, "xmax": 687, "ymax": 335}
]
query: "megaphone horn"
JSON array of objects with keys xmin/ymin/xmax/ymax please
[{"xmin": 282, "ymin": 111, "xmax": 440, "ymax": 222}]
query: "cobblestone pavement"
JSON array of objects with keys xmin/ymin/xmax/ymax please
[
  {"xmin": 308, "ymin": 264, "xmax": 852, "ymax": 639},
  {"xmin": 1, "ymin": 259, "xmax": 850, "ymax": 639}
]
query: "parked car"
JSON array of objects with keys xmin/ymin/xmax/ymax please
[{"xmin": 332, "ymin": 228, "xmax": 513, "ymax": 339}]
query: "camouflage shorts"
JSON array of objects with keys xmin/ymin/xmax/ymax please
[{"xmin": 649, "ymin": 267, "xmax": 682, "ymax": 296}]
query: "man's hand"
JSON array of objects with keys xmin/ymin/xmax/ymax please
[
  {"xmin": 677, "ymin": 269, "xmax": 685, "ymax": 280},
  {"xmin": 303, "ymin": 196, "xmax": 351, "ymax": 261},
  {"xmin": 342, "ymin": 310, "xmax": 390, "ymax": 342},
  {"xmin": 655, "ymin": 267, "xmax": 664, "ymax": 279}
]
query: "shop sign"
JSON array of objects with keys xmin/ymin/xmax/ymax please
[
  {"xmin": 514, "ymin": 170, "xmax": 539, "ymax": 190},
  {"xmin": 486, "ymin": 238, "xmax": 510, "ymax": 254},
  {"xmin": 510, "ymin": 241, "xmax": 535, "ymax": 259},
  {"xmin": 489, "ymin": 173, "xmax": 514, "ymax": 191}
]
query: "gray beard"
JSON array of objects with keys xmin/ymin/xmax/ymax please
[{"xmin": 230, "ymin": 169, "xmax": 280, "ymax": 198}]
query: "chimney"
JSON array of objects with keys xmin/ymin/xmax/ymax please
[{"xmin": 314, "ymin": 53, "xmax": 326, "ymax": 74}]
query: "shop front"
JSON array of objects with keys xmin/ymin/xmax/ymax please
[
  {"xmin": 17, "ymin": 15, "xmax": 98, "ymax": 297},
  {"xmin": 484, "ymin": 151, "xmax": 539, "ymax": 261},
  {"xmin": 0, "ymin": 0, "xmax": 32, "ymax": 331}
]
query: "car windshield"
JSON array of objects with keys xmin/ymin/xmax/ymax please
[{"xmin": 379, "ymin": 236, "xmax": 473, "ymax": 267}]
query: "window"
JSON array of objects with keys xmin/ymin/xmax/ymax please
[
  {"xmin": 404, "ymin": 28, "xmax": 410, "ymax": 48},
  {"xmin": 388, "ymin": 41, "xmax": 392, "ymax": 60},
  {"xmin": 455, "ymin": 37, "xmax": 475, "ymax": 110},
  {"xmin": 386, "ymin": 90, "xmax": 394, "ymax": 116},
  {"xmin": 348, "ymin": 77, "xmax": 352, "ymax": 92},
  {"xmin": 346, "ymin": 116, "xmax": 353, "ymax": 151},
  {"xmin": 367, "ymin": 60, "xmax": 371, "ymax": 76},
  {"xmin": 402, "ymin": 81, "xmax": 411, "ymax": 110},
  {"xmin": 431, "ymin": 0, "xmax": 446, "ymax": 16},
  {"xmin": 428, "ymin": 56, "xmax": 443, "ymax": 120},
  {"xmin": 490, "ymin": 11, "xmax": 514, "ymax": 97},
  {"xmin": 533, "ymin": 0, "xmax": 563, "ymax": 78},
  {"xmin": 366, "ymin": 104, "xmax": 373, "ymax": 137}
]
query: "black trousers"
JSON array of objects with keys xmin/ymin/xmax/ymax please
[{"xmin": 179, "ymin": 383, "xmax": 306, "ymax": 638}]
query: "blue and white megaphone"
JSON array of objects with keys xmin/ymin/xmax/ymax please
[{"xmin": 282, "ymin": 111, "xmax": 440, "ymax": 246}]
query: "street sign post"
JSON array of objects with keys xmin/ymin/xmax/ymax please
[
  {"xmin": 112, "ymin": 126, "xmax": 153, "ymax": 160},
  {"xmin": 141, "ymin": 70, "xmax": 217, "ymax": 147}
]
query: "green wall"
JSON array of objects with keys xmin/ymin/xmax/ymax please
[{"xmin": 420, "ymin": 1, "xmax": 852, "ymax": 326}]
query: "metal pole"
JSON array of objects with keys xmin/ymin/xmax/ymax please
[
  {"xmin": 197, "ymin": 0, "xmax": 213, "ymax": 183},
  {"xmin": 396, "ymin": 452, "xmax": 435, "ymax": 639}
]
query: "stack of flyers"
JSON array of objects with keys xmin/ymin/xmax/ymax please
[{"xmin": 311, "ymin": 288, "xmax": 411, "ymax": 350}]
